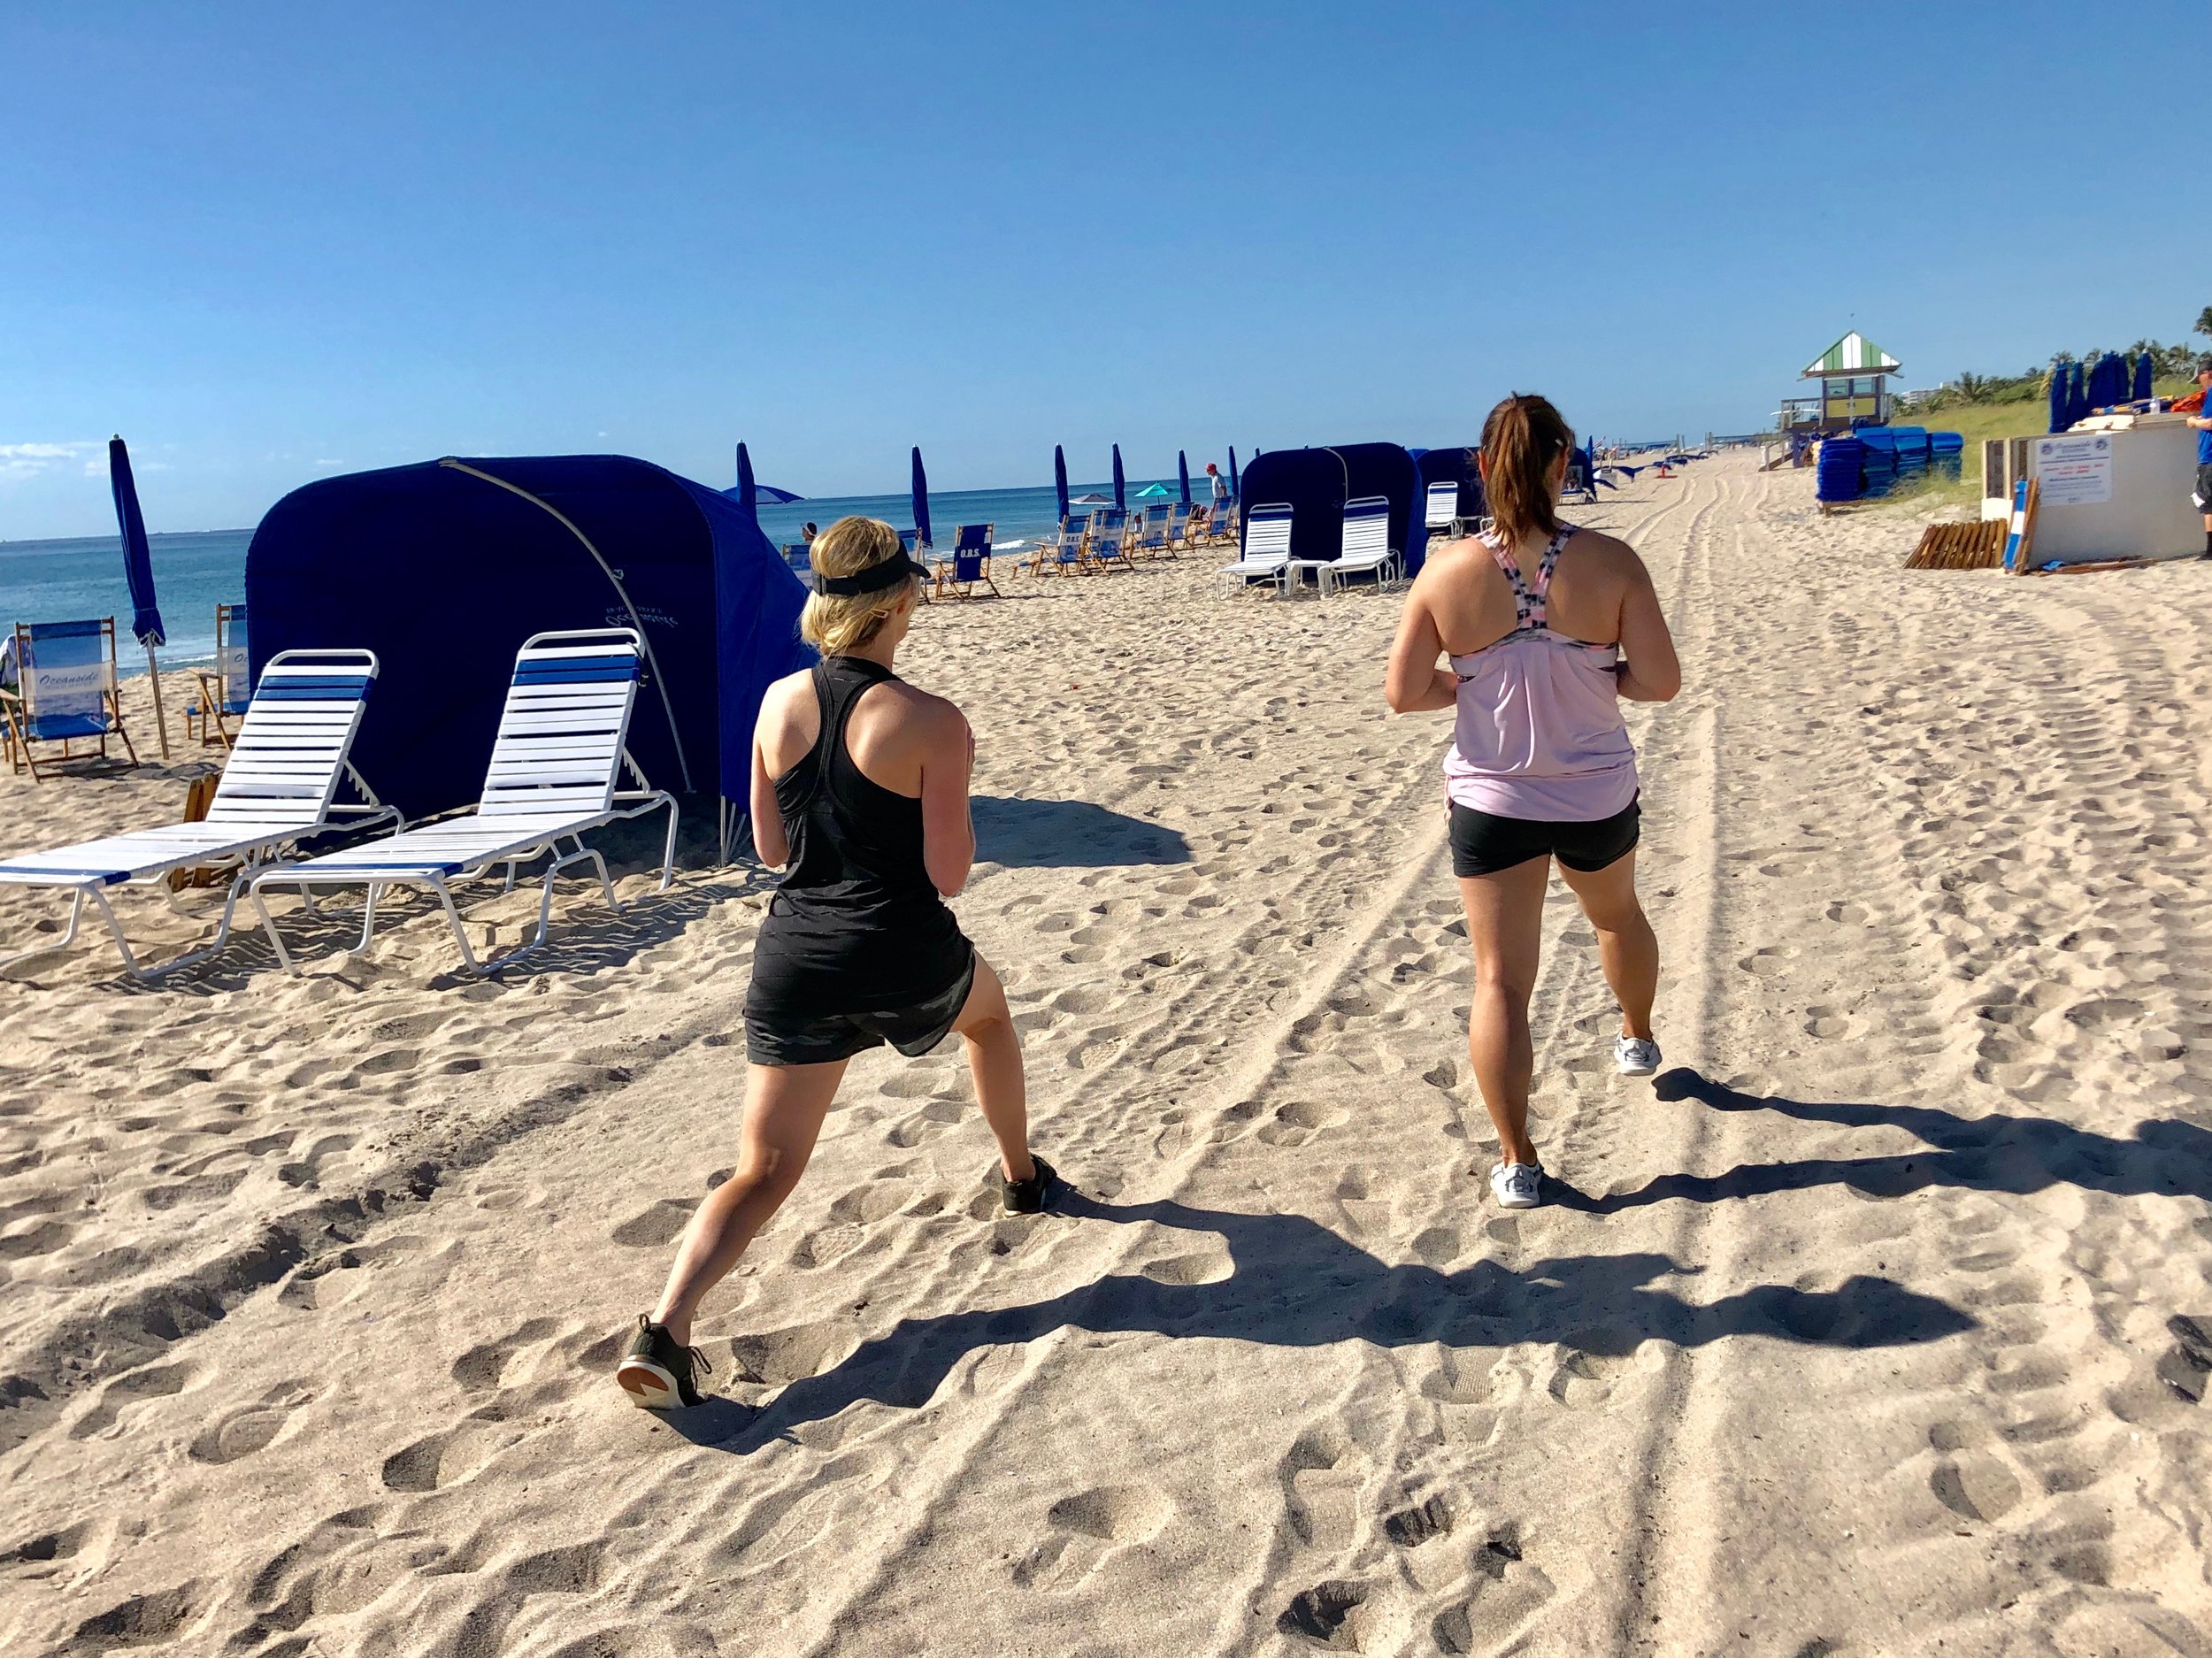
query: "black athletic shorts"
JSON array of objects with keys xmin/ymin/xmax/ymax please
[
  {"xmin": 1449, "ymin": 797, "xmax": 1640, "ymax": 879},
  {"xmin": 2194, "ymin": 462, "xmax": 2212, "ymax": 513},
  {"xmin": 744, "ymin": 948, "xmax": 977, "ymax": 1067}
]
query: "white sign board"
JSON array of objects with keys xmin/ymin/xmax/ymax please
[{"xmin": 2034, "ymin": 434, "xmax": 2115, "ymax": 506}]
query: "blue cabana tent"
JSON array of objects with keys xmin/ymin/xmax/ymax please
[
  {"xmin": 2048, "ymin": 365, "xmax": 2070, "ymax": 434},
  {"xmin": 1412, "ymin": 443, "xmax": 1484, "ymax": 562},
  {"xmin": 245, "ymin": 455, "xmax": 814, "ymax": 844},
  {"xmin": 1237, "ymin": 442, "xmax": 1419, "ymax": 573}
]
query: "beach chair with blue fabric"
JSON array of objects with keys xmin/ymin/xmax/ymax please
[
  {"xmin": 248, "ymin": 628, "xmax": 678, "ymax": 977},
  {"xmin": 0, "ymin": 649, "xmax": 395, "ymax": 979},
  {"xmin": 1, "ymin": 618, "xmax": 137, "ymax": 780},
  {"xmin": 933, "ymin": 523, "xmax": 1001, "ymax": 600},
  {"xmin": 781, "ymin": 543, "xmax": 813, "ymax": 577},
  {"xmin": 1216, "ymin": 503, "xmax": 1294, "ymax": 595},
  {"xmin": 1318, "ymin": 495, "xmax": 1404, "ymax": 597},
  {"xmin": 1127, "ymin": 505, "xmax": 1169, "ymax": 561},
  {"xmin": 1425, "ymin": 482, "xmax": 1463, "ymax": 541},
  {"xmin": 1087, "ymin": 509, "xmax": 1135, "ymax": 572},
  {"xmin": 186, "ymin": 603, "xmax": 252, "ymax": 749},
  {"xmin": 1015, "ymin": 517, "xmax": 1076, "ymax": 578}
]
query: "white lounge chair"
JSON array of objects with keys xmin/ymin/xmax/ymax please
[
  {"xmin": 1425, "ymin": 481, "xmax": 1461, "ymax": 538},
  {"xmin": 0, "ymin": 649, "xmax": 395, "ymax": 979},
  {"xmin": 249, "ymin": 628, "xmax": 678, "ymax": 977},
  {"xmin": 1216, "ymin": 503, "xmax": 1294, "ymax": 595},
  {"xmin": 1319, "ymin": 495, "xmax": 1404, "ymax": 596}
]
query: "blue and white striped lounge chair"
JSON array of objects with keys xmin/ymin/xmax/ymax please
[
  {"xmin": 2, "ymin": 618, "xmax": 137, "ymax": 779},
  {"xmin": 1130, "ymin": 505, "xmax": 1171, "ymax": 561},
  {"xmin": 781, "ymin": 543, "xmax": 812, "ymax": 576},
  {"xmin": 0, "ymin": 649, "xmax": 394, "ymax": 979},
  {"xmin": 1015, "ymin": 517, "xmax": 1077, "ymax": 577},
  {"xmin": 1216, "ymin": 503, "xmax": 1294, "ymax": 595},
  {"xmin": 186, "ymin": 602, "xmax": 251, "ymax": 748},
  {"xmin": 933, "ymin": 524, "xmax": 1000, "ymax": 600},
  {"xmin": 1318, "ymin": 495, "xmax": 1403, "ymax": 596},
  {"xmin": 248, "ymin": 629, "xmax": 677, "ymax": 976},
  {"xmin": 1425, "ymin": 482, "xmax": 1461, "ymax": 540}
]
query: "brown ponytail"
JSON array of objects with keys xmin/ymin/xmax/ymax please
[{"xmin": 1479, "ymin": 393, "xmax": 1574, "ymax": 547}]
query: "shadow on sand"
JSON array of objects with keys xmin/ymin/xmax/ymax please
[
  {"xmin": 670, "ymin": 1191, "xmax": 1972, "ymax": 1451},
  {"xmin": 972, "ymin": 796, "xmax": 1191, "ymax": 868},
  {"xmin": 1547, "ymin": 1069, "xmax": 2212, "ymax": 1213}
]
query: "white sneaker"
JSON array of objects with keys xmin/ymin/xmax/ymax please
[
  {"xmin": 1615, "ymin": 1036, "xmax": 1662, "ymax": 1077},
  {"xmin": 1489, "ymin": 1162, "xmax": 1542, "ymax": 1209}
]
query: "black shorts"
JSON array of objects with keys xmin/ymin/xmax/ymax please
[
  {"xmin": 744, "ymin": 949, "xmax": 977, "ymax": 1067},
  {"xmin": 1449, "ymin": 797, "xmax": 1640, "ymax": 879},
  {"xmin": 2194, "ymin": 462, "xmax": 2212, "ymax": 513}
]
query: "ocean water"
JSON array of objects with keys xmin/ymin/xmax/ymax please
[
  {"xmin": 0, "ymin": 480, "xmax": 1197, "ymax": 674},
  {"xmin": 0, "ymin": 529, "xmax": 254, "ymax": 669}
]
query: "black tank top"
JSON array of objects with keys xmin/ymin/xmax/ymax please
[{"xmin": 748, "ymin": 656, "xmax": 971, "ymax": 1014}]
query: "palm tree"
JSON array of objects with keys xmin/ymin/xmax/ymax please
[{"xmin": 2195, "ymin": 305, "xmax": 2212, "ymax": 339}]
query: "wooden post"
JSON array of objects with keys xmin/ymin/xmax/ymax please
[{"xmin": 143, "ymin": 640, "xmax": 172, "ymax": 760}]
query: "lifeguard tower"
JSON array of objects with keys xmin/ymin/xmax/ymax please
[{"xmin": 1779, "ymin": 331, "xmax": 1902, "ymax": 436}]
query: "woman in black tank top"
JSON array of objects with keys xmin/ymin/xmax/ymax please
[{"xmin": 616, "ymin": 518, "xmax": 1055, "ymax": 1413}]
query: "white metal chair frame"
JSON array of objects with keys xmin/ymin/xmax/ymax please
[
  {"xmin": 1216, "ymin": 504, "xmax": 1295, "ymax": 595},
  {"xmin": 1318, "ymin": 496, "xmax": 1406, "ymax": 597},
  {"xmin": 249, "ymin": 628, "xmax": 678, "ymax": 977},
  {"xmin": 0, "ymin": 649, "xmax": 395, "ymax": 980}
]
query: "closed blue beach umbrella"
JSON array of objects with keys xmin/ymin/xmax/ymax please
[
  {"xmin": 1111, "ymin": 443, "xmax": 1125, "ymax": 512},
  {"xmin": 1178, "ymin": 450, "xmax": 1191, "ymax": 505},
  {"xmin": 735, "ymin": 441, "xmax": 757, "ymax": 515},
  {"xmin": 1227, "ymin": 447, "xmax": 1240, "ymax": 503},
  {"xmin": 2048, "ymin": 365, "xmax": 2070, "ymax": 433},
  {"xmin": 2133, "ymin": 350, "xmax": 2154, "ymax": 402},
  {"xmin": 910, "ymin": 447, "xmax": 933, "ymax": 549},
  {"xmin": 109, "ymin": 434, "xmax": 172, "ymax": 756},
  {"xmin": 1054, "ymin": 444, "xmax": 1069, "ymax": 520}
]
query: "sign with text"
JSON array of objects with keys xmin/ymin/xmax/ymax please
[{"xmin": 2034, "ymin": 434, "xmax": 2114, "ymax": 506}]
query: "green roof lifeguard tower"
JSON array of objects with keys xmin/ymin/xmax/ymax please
[{"xmin": 1780, "ymin": 331, "xmax": 1902, "ymax": 435}]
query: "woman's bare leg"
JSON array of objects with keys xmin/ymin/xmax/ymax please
[
  {"xmin": 949, "ymin": 953, "xmax": 1036, "ymax": 1183},
  {"xmin": 1458, "ymin": 857, "xmax": 1551, "ymax": 1167},
  {"xmin": 650, "ymin": 1059, "xmax": 846, "ymax": 1346},
  {"xmin": 1555, "ymin": 851, "xmax": 1657, "ymax": 1041}
]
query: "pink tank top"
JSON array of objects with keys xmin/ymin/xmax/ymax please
[{"xmin": 1443, "ymin": 524, "xmax": 1638, "ymax": 822}]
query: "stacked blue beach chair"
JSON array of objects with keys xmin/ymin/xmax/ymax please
[
  {"xmin": 1816, "ymin": 435, "xmax": 1865, "ymax": 504},
  {"xmin": 1930, "ymin": 432, "xmax": 1964, "ymax": 480}
]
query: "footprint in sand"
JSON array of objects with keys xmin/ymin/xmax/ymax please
[
  {"xmin": 1280, "ymin": 1425, "xmax": 1365, "ymax": 1547},
  {"xmin": 610, "ymin": 1198, "xmax": 699, "ymax": 1248},
  {"xmin": 188, "ymin": 1384, "xmax": 312, "ymax": 1465},
  {"xmin": 1276, "ymin": 1581, "xmax": 1369, "ymax": 1648},
  {"xmin": 1259, "ymin": 1100, "xmax": 1349, "ymax": 1148},
  {"xmin": 449, "ymin": 1317, "xmax": 561, "ymax": 1393},
  {"xmin": 69, "ymin": 1362, "xmax": 193, "ymax": 1440}
]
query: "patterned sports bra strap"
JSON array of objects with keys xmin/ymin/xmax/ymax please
[
  {"xmin": 1525, "ymin": 525, "xmax": 1576, "ymax": 626},
  {"xmin": 1481, "ymin": 530, "xmax": 1539, "ymax": 630}
]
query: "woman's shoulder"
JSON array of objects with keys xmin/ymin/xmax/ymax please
[{"xmin": 1559, "ymin": 526, "xmax": 1640, "ymax": 569}]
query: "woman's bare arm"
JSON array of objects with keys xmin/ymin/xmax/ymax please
[
  {"xmin": 749, "ymin": 731, "xmax": 789, "ymax": 868},
  {"xmin": 918, "ymin": 704, "xmax": 978, "ymax": 896},
  {"xmin": 1385, "ymin": 575, "xmax": 1458, "ymax": 713},
  {"xmin": 1613, "ymin": 558, "xmax": 1681, "ymax": 702}
]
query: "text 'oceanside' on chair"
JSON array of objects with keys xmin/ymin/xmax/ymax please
[
  {"xmin": 1216, "ymin": 503, "xmax": 1294, "ymax": 595},
  {"xmin": 2, "ymin": 618, "xmax": 137, "ymax": 779},
  {"xmin": 0, "ymin": 649, "xmax": 394, "ymax": 979},
  {"xmin": 248, "ymin": 628, "xmax": 678, "ymax": 977}
]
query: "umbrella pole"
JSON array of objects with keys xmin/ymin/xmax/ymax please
[{"xmin": 143, "ymin": 641, "xmax": 172, "ymax": 760}]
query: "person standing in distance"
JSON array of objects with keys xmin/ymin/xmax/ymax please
[
  {"xmin": 1384, "ymin": 394, "xmax": 1681, "ymax": 1210},
  {"xmin": 618, "ymin": 517, "xmax": 1055, "ymax": 1409},
  {"xmin": 2187, "ymin": 360, "xmax": 2212, "ymax": 557}
]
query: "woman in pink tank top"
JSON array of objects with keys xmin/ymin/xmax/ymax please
[{"xmin": 1385, "ymin": 395, "xmax": 1681, "ymax": 1211}]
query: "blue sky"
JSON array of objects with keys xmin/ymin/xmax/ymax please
[{"xmin": 2, "ymin": 2, "xmax": 2200, "ymax": 537}]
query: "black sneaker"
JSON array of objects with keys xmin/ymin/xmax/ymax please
[
  {"xmin": 615, "ymin": 1314, "xmax": 710, "ymax": 1410},
  {"xmin": 1001, "ymin": 1155, "xmax": 1057, "ymax": 1216}
]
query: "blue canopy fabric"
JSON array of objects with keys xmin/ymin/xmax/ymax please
[
  {"xmin": 1111, "ymin": 444, "xmax": 1125, "ymax": 512},
  {"xmin": 1054, "ymin": 445, "xmax": 1069, "ymax": 520},
  {"xmin": 2088, "ymin": 351, "xmax": 2127, "ymax": 411},
  {"xmin": 246, "ymin": 455, "xmax": 813, "ymax": 823},
  {"xmin": 1412, "ymin": 443, "xmax": 1483, "ymax": 566},
  {"xmin": 2068, "ymin": 361, "xmax": 2090, "ymax": 429},
  {"xmin": 2049, "ymin": 366, "xmax": 2070, "ymax": 434},
  {"xmin": 911, "ymin": 448, "xmax": 932, "ymax": 549},
  {"xmin": 1238, "ymin": 449, "xmax": 1348, "ymax": 565},
  {"xmin": 109, "ymin": 436, "xmax": 165, "ymax": 648},
  {"xmin": 2133, "ymin": 351, "xmax": 2155, "ymax": 402},
  {"xmin": 1178, "ymin": 450, "xmax": 1192, "ymax": 506}
]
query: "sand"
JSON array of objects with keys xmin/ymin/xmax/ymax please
[{"xmin": 3, "ymin": 452, "xmax": 2210, "ymax": 1656}]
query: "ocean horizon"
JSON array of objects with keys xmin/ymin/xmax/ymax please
[{"xmin": 0, "ymin": 477, "xmax": 1196, "ymax": 674}]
